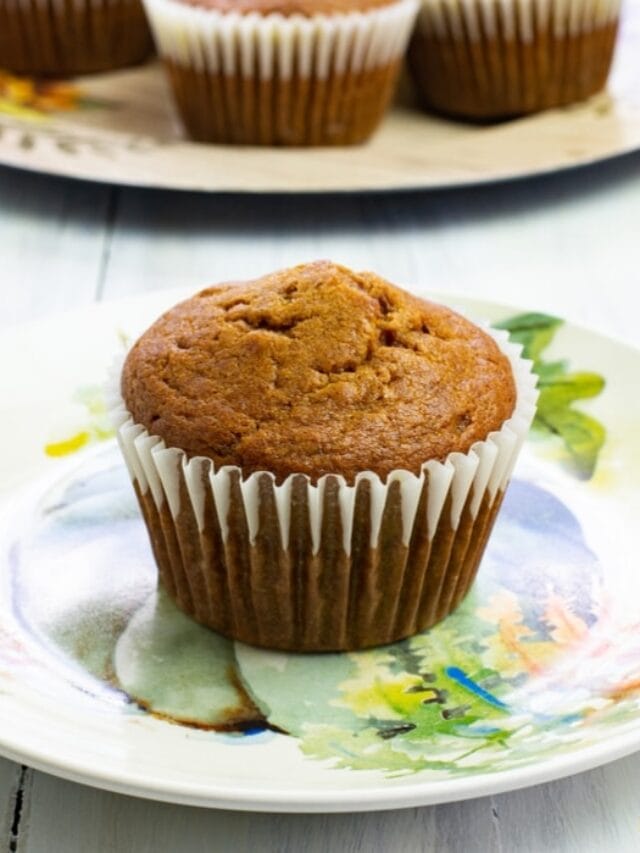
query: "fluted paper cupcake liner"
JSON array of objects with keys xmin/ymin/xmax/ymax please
[
  {"xmin": 108, "ymin": 327, "xmax": 537, "ymax": 652},
  {"xmin": 143, "ymin": 0, "xmax": 419, "ymax": 144},
  {"xmin": 0, "ymin": 0, "xmax": 153, "ymax": 76},
  {"xmin": 408, "ymin": 0, "xmax": 621, "ymax": 119}
]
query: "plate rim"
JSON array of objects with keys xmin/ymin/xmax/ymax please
[
  {"xmin": 0, "ymin": 701, "xmax": 639, "ymax": 812},
  {"xmin": 2, "ymin": 134, "xmax": 640, "ymax": 197}
]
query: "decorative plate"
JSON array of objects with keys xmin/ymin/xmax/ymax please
[
  {"xmin": 0, "ymin": 291, "xmax": 639, "ymax": 812},
  {"xmin": 0, "ymin": 6, "xmax": 639, "ymax": 193}
]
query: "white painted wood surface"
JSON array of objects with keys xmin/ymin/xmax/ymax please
[{"xmin": 1, "ymin": 156, "xmax": 640, "ymax": 851}]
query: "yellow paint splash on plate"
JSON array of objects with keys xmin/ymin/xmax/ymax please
[
  {"xmin": 45, "ymin": 431, "xmax": 90, "ymax": 458},
  {"xmin": 0, "ymin": 69, "xmax": 100, "ymax": 118}
]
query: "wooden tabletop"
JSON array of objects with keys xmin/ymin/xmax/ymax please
[{"xmin": 1, "ymin": 157, "xmax": 639, "ymax": 852}]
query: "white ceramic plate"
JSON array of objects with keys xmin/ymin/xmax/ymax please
[
  {"xmin": 0, "ymin": 291, "xmax": 639, "ymax": 812},
  {"xmin": 0, "ymin": 6, "xmax": 639, "ymax": 193}
]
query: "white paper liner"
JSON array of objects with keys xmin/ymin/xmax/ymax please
[
  {"xmin": 143, "ymin": 0, "xmax": 419, "ymax": 78},
  {"xmin": 108, "ymin": 327, "xmax": 538, "ymax": 558},
  {"xmin": 416, "ymin": 0, "xmax": 621, "ymax": 42}
]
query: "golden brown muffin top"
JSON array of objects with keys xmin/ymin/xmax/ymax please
[
  {"xmin": 176, "ymin": 0, "xmax": 398, "ymax": 16},
  {"xmin": 121, "ymin": 262, "xmax": 516, "ymax": 483}
]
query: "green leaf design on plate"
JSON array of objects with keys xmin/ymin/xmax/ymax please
[
  {"xmin": 537, "ymin": 408, "xmax": 606, "ymax": 479},
  {"xmin": 538, "ymin": 371, "xmax": 605, "ymax": 408},
  {"xmin": 494, "ymin": 312, "xmax": 563, "ymax": 361},
  {"xmin": 19, "ymin": 132, "xmax": 34, "ymax": 150},
  {"xmin": 44, "ymin": 384, "xmax": 115, "ymax": 457},
  {"xmin": 56, "ymin": 139, "xmax": 77, "ymax": 155},
  {"xmin": 494, "ymin": 312, "xmax": 606, "ymax": 479}
]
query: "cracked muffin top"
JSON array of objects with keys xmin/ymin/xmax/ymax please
[{"xmin": 121, "ymin": 261, "xmax": 516, "ymax": 483}]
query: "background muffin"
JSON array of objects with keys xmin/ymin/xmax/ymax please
[
  {"xmin": 111, "ymin": 261, "xmax": 538, "ymax": 652},
  {"xmin": 0, "ymin": 0, "xmax": 153, "ymax": 76},
  {"xmin": 408, "ymin": 0, "xmax": 621, "ymax": 120},
  {"xmin": 143, "ymin": 0, "xmax": 418, "ymax": 145}
]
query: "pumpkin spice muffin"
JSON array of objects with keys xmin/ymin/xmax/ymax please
[
  {"xmin": 122, "ymin": 262, "xmax": 517, "ymax": 480},
  {"xmin": 112, "ymin": 262, "xmax": 537, "ymax": 651},
  {"xmin": 408, "ymin": 0, "xmax": 621, "ymax": 120},
  {"xmin": 0, "ymin": 0, "xmax": 153, "ymax": 77},
  {"xmin": 143, "ymin": 0, "xmax": 418, "ymax": 145}
]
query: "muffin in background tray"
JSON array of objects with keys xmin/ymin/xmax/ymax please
[
  {"xmin": 142, "ymin": 0, "xmax": 418, "ymax": 145},
  {"xmin": 0, "ymin": 0, "xmax": 153, "ymax": 77},
  {"xmin": 408, "ymin": 0, "xmax": 621, "ymax": 120}
]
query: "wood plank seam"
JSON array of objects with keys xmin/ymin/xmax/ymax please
[
  {"xmin": 95, "ymin": 187, "xmax": 120, "ymax": 302},
  {"xmin": 489, "ymin": 797, "xmax": 505, "ymax": 853},
  {"xmin": 7, "ymin": 766, "xmax": 32, "ymax": 853}
]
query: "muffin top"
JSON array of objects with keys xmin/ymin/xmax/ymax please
[
  {"xmin": 177, "ymin": 0, "xmax": 398, "ymax": 16},
  {"xmin": 121, "ymin": 262, "xmax": 516, "ymax": 483}
]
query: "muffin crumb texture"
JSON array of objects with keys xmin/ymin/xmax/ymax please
[{"xmin": 122, "ymin": 262, "xmax": 516, "ymax": 482}]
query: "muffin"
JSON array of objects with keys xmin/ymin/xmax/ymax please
[
  {"xmin": 0, "ymin": 0, "xmax": 153, "ymax": 76},
  {"xmin": 142, "ymin": 0, "xmax": 419, "ymax": 145},
  {"xmin": 408, "ymin": 0, "xmax": 621, "ymax": 120},
  {"xmin": 110, "ymin": 261, "xmax": 537, "ymax": 652}
]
